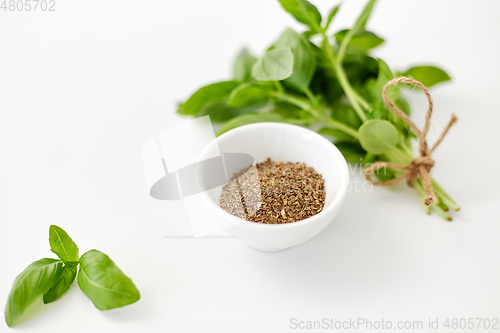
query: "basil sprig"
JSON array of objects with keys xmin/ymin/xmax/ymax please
[
  {"xmin": 177, "ymin": 0, "xmax": 458, "ymax": 219},
  {"xmin": 4, "ymin": 225, "xmax": 140, "ymax": 327}
]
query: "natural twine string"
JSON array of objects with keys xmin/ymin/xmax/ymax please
[{"xmin": 364, "ymin": 77, "xmax": 458, "ymax": 206}]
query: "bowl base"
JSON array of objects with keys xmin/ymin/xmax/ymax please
[{"xmin": 246, "ymin": 245, "xmax": 291, "ymax": 253}]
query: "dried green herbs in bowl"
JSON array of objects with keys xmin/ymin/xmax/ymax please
[
  {"xmin": 197, "ymin": 122, "xmax": 349, "ymax": 251},
  {"xmin": 220, "ymin": 158, "xmax": 326, "ymax": 224}
]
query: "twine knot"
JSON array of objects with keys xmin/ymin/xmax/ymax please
[
  {"xmin": 405, "ymin": 156, "xmax": 434, "ymax": 186},
  {"xmin": 364, "ymin": 77, "xmax": 458, "ymax": 207}
]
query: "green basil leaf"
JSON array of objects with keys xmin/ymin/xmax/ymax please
[
  {"xmin": 331, "ymin": 104, "xmax": 363, "ymax": 130},
  {"xmin": 43, "ymin": 264, "xmax": 78, "ymax": 304},
  {"xmin": 395, "ymin": 96, "xmax": 411, "ymax": 116},
  {"xmin": 228, "ymin": 82, "xmax": 272, "ymax": 108},
  {"xmin": 272, "ymin": 101, "xmax": 302, "ymax": 118},
  {"xmin": 177, "ymin": 81, "xmax": 240, "ymax": 116},
  {"xmin": 197, "ymin": 102, "xmax": 255, "ymax": 123},
  {"xmin": 353, "ymin": 0, "xmax": 377, "ymax": 31},
  {"xmin": 324, "ymin": 5, "xmax": 340, "ymax": 31},
  {"xmin": 318, "ymin": 127, "xmax": 357, "ymax": 142},
  {"xmin": 302, "ymin": 30, "xmax": 318, "ymax": 39},
  {"xmin": 197, "ymin": 102, "xmax": 239, "ymax": 122},
  {"xmin": 274, "ymin": 29, "xmax": 316, "ymax": 93},
  {"xmin": 402, "ymin": 65, "xmax": 451, "ymax": 88},
  {"xmin": 78, "ymin": 250, "xmax": 140, "ymax": 311},
  {"xmin": 49, "ymin": 225, "xmax": 79, "ymax": 263},
  {"xmin": 367, "ymin": 58, "xmax": 396, "ymax": 102},
  {"xmin": 251, "ymin": 47, "xmax": 293, "ymax": 82},
  {"xmin": 358, "ymin": 119, "xmax": 399, "ymax": 154},
  {"xmin": 311, "ymin": 68, "xmax": 343, "ymax": 104},
  {"xmin": 334, "ymin": 30, "xmax": 384, "ymax": 52},
  {"xmin": 334, "ymin": 141, "xmax": 366, "ymax": 164},
  {"xmin": 5, "ymin": 258, "xmax": 63, "ymax": 327},
  {"xmin": 233, "ymin": 48, "xmax": 257, "ymax": 82},
  {"xmin": 343, "ymin": 54, "xmax": 379, "ymax": 86},
  {"xmin": 372, "ymin": 163, "xmax": 397, "ymax": 181},
  {"xmin": 278, "ymin": 0, "xmax": 322, "ymax": 32},
  {"xmin": 216, "ymin": 113, "xmax": 284, "ymax": 136}
]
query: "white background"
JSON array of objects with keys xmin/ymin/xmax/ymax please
[{"xmin": 1, "ymin": 0, "xmax": 500, "ymax": 332}]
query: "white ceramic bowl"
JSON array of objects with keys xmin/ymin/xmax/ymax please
[{"xmin": 199, "ymin": 123, "xmax": 349, "ymax": 252}]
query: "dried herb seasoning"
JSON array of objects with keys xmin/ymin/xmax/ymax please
[{"xmin": 220, "ymin": 158, "xmax": 325, "ymax": 224}]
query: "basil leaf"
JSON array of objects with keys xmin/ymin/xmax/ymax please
[
  {"xmin": 228, "ymin": 82, "xmax": 272, "ymax": 108},
  {"xmin": 278, "ymin": 0, "xmax": 322, "ymax": 32},
  {"xmin": 43, "ymin": 264, "xmax": 78, "ymax": 304},
  {"xmin": 196, "ymin": 102, "xmax": 244, "ymax": 122},
  {"xmin": 318, "ymin": 127, "xmax": 357, "ymax": 142},
  {"xmin": 49, "ymin": 225, "xmax": 79, "ymax": 263},
  {"xmin": 402, "ymin": 65, "xmax": 451, "ymax": 88},
  {"xmin": 78, "ymin": 250, "xmax": 140, "ymax": 311},
  {"xmin": 216, "ymin": 113, "xmax": 285, "ymax": 136},
  {"xmin": 4, "ymin": 258, "xmax": 63, "ymax": 327},
  {"xmin": 334, "ymin": 30, "xmax": 384, "ymax": 52},
  {"xmin": 331, "ymin": 104, "xmax": 363, "ymax": 130},
  {"xmin": 251, "ymin": 47, "xmax": 293, "ymax": 82},
  {"xmin": 353, "ymin": 0, "xmax": 377, "ymax": 31},
  {"xmin": 367, "ymin": 58, "xmax": 396, "ymax": 102},
  {"xmin": 233, "ymin": 48, "xmax": 257, "ymax": 82},
  {"xmin": 177, "ymin": 81, "xmax": 240, "ymax": 116},
  {"xmin": 334, "ymin": 142, "xmax": 366, "ymax": 164},
  {"xmin": 324, "ymin": 5, "xmax": 340, "ymax": 31},
  {"xmin": 358, "ymin": 119, "xmax": 399, "ymax": 154},
  {"xmin": 275, "ymin": 29, "xmax": 316, "ymax": 93}
]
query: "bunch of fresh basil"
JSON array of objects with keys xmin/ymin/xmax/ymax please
[
  {"xmin": 177, "ymin": 0, "xmax": 459, "ymax": 220},
  {"xmin": 4, "ymin": 225, "xmax": 140, "ymax": 327}
]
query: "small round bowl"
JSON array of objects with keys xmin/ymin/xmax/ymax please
[{"xmin": 199, "ymin": 122, "xmax": 349, "ymax": 252}]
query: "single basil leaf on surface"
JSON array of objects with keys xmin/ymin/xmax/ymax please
[
  {"xmin": 274, "ymin": 29, "xmax": 316, "ymax": 93},
  {"xmin": 252, "ymin": 47, "xmax": 293, "ymax": 82},
  {"xmin": 334, "ymin": 141, "xmax": 366, "ymax": 164},
  {"xmin": 324, "ymin": 5, "xmax": 340, "ymax": 31},
  {"xmin": 216, "ymin": 113, "xmax": 285, "ymax": 136},
  {"xmin": 4, "ymin": 258, "xmax": 63, "ymax": 327},
  {"xmin": 228, "ymin": 82, "xmax": 272, "ymax": 108},
  {"xmin": 334, "ymin": 30, "xmax": 384, "ymax": 52},
  {"xmin": 358, "ymin": 119, "xmax": 399, "ymax": 155},
  {"xmin": 49, "ymin": 225, "xmax": 79, "ymax": 263},
  {"xmin": 78, "ymin": 250, "xmax": 140, "ymax": 311},
  {"xmin": 402, "ymin": 66, "xmax": 451, "ymax": 88},
  {"xmin": 177, "ymin": 81, "xmax": 240, "ymax": 116},
  {"xmin": 43, "ymin": 263, "xmax": 78, "ymax": 304},
  {"xmin": 233, "ymin": 48, "xmax": 257, "ymax": 82},
  {"xmin": 278, "ymin": 0, "xmax": 322, "ymax": 32}
]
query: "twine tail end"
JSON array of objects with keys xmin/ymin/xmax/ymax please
[{"xmin": 424, "ymin": 196, "xmax": 434, "ymax": 207}]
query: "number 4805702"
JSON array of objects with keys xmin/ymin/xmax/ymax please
[{"xmin": 1, "ymin": 0, "xmax": 56, "ymax": 11}]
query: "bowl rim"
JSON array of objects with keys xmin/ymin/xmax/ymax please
[{"xmin": 198, "ymin": 122, "xmax": 350, "ymax": 229}]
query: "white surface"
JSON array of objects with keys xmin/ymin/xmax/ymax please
[
  {"xmin": 0, "ymin": 0, "xmax": 499, "ymax": 332},
  {"xmin": 158, "ymin": 115, "xmax": 219, "ymax": 172}
]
